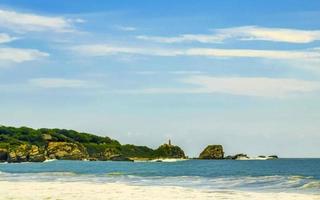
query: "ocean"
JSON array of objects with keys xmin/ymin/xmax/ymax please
[{"xmin": 1, "ymin": 159, "xmax": 319, "ymax": 194}]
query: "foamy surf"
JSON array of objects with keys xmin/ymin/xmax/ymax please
[
  {"xmin": 1, "ymin": 171, "xmax": 319, "ymax": 192},
  {"xmin": 0, "ymin": 181, "xmax": 319, "ymax": 200},
  {"xmin": 43, "ymin": 159, "xmax": 57, "ymax": 162},
  {"xmin": 134, "ymin": 158, "xmax": 188, "ymax": 162}
]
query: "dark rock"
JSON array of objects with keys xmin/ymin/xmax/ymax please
[
  {"xmin": 224, "ymin": 155, "xmax": 235, "ymax": 160},
  {"xmin": 199, "ymin": 145, "xmax": 224, "ymax": 159},
  {"xmin": 234, "ymin": 153, "xmax": 249, "ymax": 160},
  {"xmin": 109, "ymin": 155, "xmax": 133, "ymax": 162},
  {"xmin": 0, "ymin": 148, "xmax": 8, "ymax": 161},
  {"xmin": 268, "ymin": 155, "xmax": 279, "ymax": 159}
]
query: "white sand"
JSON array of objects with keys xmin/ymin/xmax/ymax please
[{"xmin": 0, "ymin": 181, "xmax": 319, "ymax": 200}]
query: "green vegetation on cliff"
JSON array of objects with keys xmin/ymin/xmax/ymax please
[{"xmin": 0, "ymin": 125, "xmax": 186, "ymax": 162}]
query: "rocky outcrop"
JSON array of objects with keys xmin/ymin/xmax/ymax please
[
  {"xmin": 88, "ymin": 147, "xmax": 131, "ymax": 161},
  {"xmin": 0, "ymin": 148, "xmax": 8, "ymax": 162},
  {"xmin": 268, "ymin": 155, "xmax": 278, "ymax": 159},
  {"xmin": 47, "ymin": 142, "xmax": 88, "ymax": 160},
  {"xmin": 28, "ymin": 145, "xmax": 46, "ymax": 162},
  {"xmin": 42, "ymin": 134, "xmax": 52, "ymax": 141},
  {"xmin": 199, "ymin": 145, "xmax": 224, "ymax": 159},
  {"xmin": 234, "ymin": 154, "xmax": 249, "ymax": 160},
  {"xmin": 7, "ymin": 144, "xmax": 45, "ymax": 162},
  {"xmin": 4, "ymin": 143, "xmax": 87, "ymax": 162},
  {"xmin": 225, "ymin": 154, "xmax": 249, "ymax": 160},
  {"xmin": 155, "ymin": 144, "xmax": 186, "ymax": 158},
  {"xmin": 101, "ymin": 148, "xmax": 121, "ymax": 160},
  {"xmin": 225, "ymin": 154, "xmax": 279, "ymax": 160}
]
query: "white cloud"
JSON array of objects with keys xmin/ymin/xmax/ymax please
[
  {"xmin": 29, "ymin": 78, "xmax": 92, "ymax": 88},
  {"xmin": 74, "ymin": 44, "xmax": 183, "ymax": 57},
  {"xmin": 0, "ymin": 48, "xmax": 48, "ymax": 63},
  {"xmin": 0, "ymin": 9, "xmax": 77, "ymax": 32},
  {"xmin": 0, "ymin": 33, "xmax": 17, "ymax": 43},
  {"xmin": 137, "ymin": 34, "xmax": 224, "ymax": 43},
  {"xmin": 137, "ymin": 26, "xmax": 320, "ymax": 44},
  {"xmin": 73, "ymin": 44, "xmax": 320, "ymax": 60},
  {"xmin": 217, "ymin": 26, "xmax": 320, "ymax": 43},
  {"xmin": 184, "ymin": 48, "xmax": 320, "ymax": 60},
  {"xmin": 116, "ymin": 25, "xmax": 137, "ymax": 31},
  {"xmin": 131, "ymin": 76, "xmax": 320, "ymax": 97}
]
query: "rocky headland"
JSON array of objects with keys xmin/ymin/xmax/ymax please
[
  {"xmin": 0, "ymin": 125, "xmax": 186, "ymax": 163},
  {"xmin": 0, "ymin": 125, "xmax": 278, "ymax": 163}
]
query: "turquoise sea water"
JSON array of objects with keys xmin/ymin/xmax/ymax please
[{"xmin": 0, "ymin": 159, "xmax": 319, "ymax": 194}]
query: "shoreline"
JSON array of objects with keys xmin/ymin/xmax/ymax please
[{"xmin": 0, "ymin": 181, "xmax": 319, "ymax": 200}]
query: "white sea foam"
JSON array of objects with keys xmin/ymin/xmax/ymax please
[
  {"xmin": 0, "ymin": 181, "xmax": 319, "ymax": 200},
  {"xmin": 134, "ymin": 158, "xmax": 189, "ymax": 162},
  {"xmin": 0, "ymin": 170, "xmax": 319, "ymax": 192},
  {"xmin": 43, "ymin": 159, "xmax": 57, "ymax": 162}
]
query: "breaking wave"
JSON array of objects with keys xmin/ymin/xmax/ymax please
[{"xmin": 1, "ymin": 171, "xmax": 319, "ymax": 193}]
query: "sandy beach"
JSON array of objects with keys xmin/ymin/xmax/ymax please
[{"xmin": 0, "ymin": 181, "xmax": 319, "ymax": 200}]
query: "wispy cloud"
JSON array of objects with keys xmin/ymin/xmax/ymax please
[
  {"xmin": 0, "ymin": 33, "xmax": 17, "ymax": 43},
  {"xmin": 126, "ymin": 76, "xmax": 320, "ymax": 97},
  {"xmin": 137, "ymin": 26, "xmax": 320, "ymax": 44},
  {"xmin": 29, "ymin": 78, "xmax": 94, "ymax": 89},
  {"xmin": 137, "ymin": 34, "xmax": 224, "ymax": 43},
  {"xmin": 0, "ymin": 9, "xmax": 80, "ymax": 32},
  {"xmin": 218, "ymin": 26, "xmax": 320, "ymax": 43},
  {"xmin": 115, "ymin": 25, "xmax": 137, "ymax": 32},
  {"xmin": 0, "ymin": 48, "xmax": 48, "ymax": 63},
  {"xmin": 73, "ymin": 44, "xmax": 320, "ymax": 60},
  {"xmin": 73, "ymin": 44, "xmax": 183, "ymax": 56},
  {"xmin": 184, "ymin": 48, "xmax": 320, "ymax": 60}
]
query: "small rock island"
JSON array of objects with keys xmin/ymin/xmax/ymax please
[
  {"xmin": 199, "ymin": 145, "xmax": 224, "ymax": 159},
  {"xmin": 198, "ymin": 145, "xmax": 278, "ymax": 160}
]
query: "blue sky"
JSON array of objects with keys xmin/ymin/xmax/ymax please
[{"xmin": 0, "ymin": 0, "xmax": 320, "ymax": 157}]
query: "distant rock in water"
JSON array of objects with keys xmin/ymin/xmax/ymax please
[
  {"xmin": 155, "ymin": 143, "xmax": 186, "ymax": 159},
  {"xmin": 268, "ymin": 155, "xmax": 278, "ymax": 159},
  {"xmin": 234, "ymin": 154, "xmax": 250, "ymax": 160},
  {"xmin": 199, "ymin": 145, "xmax": 224, "ymax": 159},
  {"xmin": 225, "ymin": 154, "xmax": 279, "ymax": 160}
]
